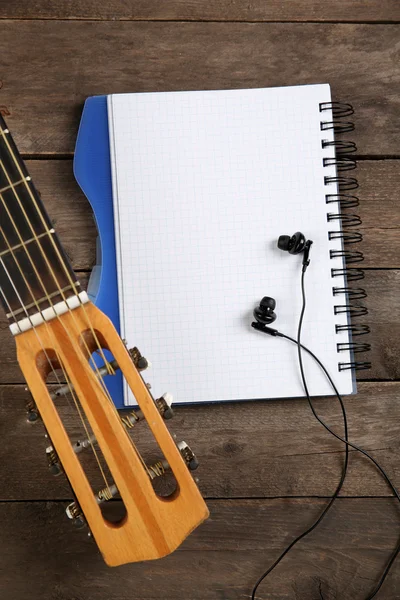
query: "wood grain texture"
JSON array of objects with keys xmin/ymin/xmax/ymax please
[
  {"xmin": 0, "ymin": 499, "xmax": 399, "ymax": 599},
  {"xmin": 27, "ymin": 159, "xmax": 400, "ymax": 270},
  {"xmin": 1, "ymin": 0, "xmax": 400, "ymax": 22},
  {"xmin": 26, "ymin": 160, "xmax": 97, "ymax": 269},
  {"xmin": 0, "ymin": 22, "xmax": 399, "ymax": 155},
  {"xmin": 2, "ymin": 381, "xmax": 399, "ymax": 500}
]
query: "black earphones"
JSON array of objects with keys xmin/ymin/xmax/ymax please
[
  {"xmin": 277, "ymin": 231, "xmax": 313, "ymax": 271},
  {"xmin": 252, "ymin": 232, "xmax": 313, "ymax": 335},
  {"xmin": 252, "ymin": 296, "xmax": 280, "ymax": 337},
  {"xmin": 253, "ymin": 296, "xmax": 276, "ymax": 324}
]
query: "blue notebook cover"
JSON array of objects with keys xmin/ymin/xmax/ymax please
[{"xmin": 73, "ymin": 96, "xmax": 125, "ymax": 409}]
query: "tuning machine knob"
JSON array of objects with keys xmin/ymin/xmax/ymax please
[
  {"xmin": 46, "ymin": 445, "xmax": 63, "ymax": 476},
  {"xmin": 66, "ymin": 501, "xmax": 87, "ymax": 529},
  {"xmin": 128, "ymin": 347, "xmax": 151, "ymax": 371},
  {"xmin": 177, "ymin": 441, "xmax": 199, "ymax": 471},
  {"xmin": 25, "ymin": 388, "xmax": 40, "ymax": 423},
  {"xmin": 155, "ymin": 393, "xmax": 174, "ymax": 420}
]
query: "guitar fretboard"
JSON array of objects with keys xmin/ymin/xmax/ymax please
[{"xmin": 0, "ymin": 115, "xmax": 79, "ymax": 325}]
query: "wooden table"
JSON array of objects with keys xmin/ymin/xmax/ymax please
[{"xmin": 0, "ymin": 2, "xmax": 399, "ymax": 598}]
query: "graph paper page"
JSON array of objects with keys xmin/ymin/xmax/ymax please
[{"xmin": 107, "ymin": 85, "xmax": 354, "ymax": 405}]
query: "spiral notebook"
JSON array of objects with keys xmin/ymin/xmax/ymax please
[{"xmin": 106, "ymin": 84, "xmax": 370, "ymax": 406}]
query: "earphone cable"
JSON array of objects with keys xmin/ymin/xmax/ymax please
[
  {"xmin": 251, "ymin": 312, "xmax": 350, "ymax": 598},
  {"xmin": 295, "ymin": 269, "xmax": 400, "ymax": 599},
  {"xmin": 251, "ymin": 269, "xmax": 400, "ymax": 599}
]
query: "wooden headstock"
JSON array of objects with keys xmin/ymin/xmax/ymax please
[{"xmin": 16, "ymin": 301, "xmax": 209, "ymax": 566}]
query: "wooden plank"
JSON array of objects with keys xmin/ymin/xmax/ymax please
[
  {"xmin": 0, "ymin": 161, "xmax": 395, "ymax": 382},
  {"xmin": 28, "ymin": 157, "xmax": 400, "ymax": 271},
  {"xmin": 0, "ymin": 22, "xmax": 399, "ymax": 155},
  {"xmin": 26, "ymin": 160, "xmax": 96, "ymax": 270},
  {"xmin": 1, "ymin": 1, "xmax": 399, "ymax": 22},
  {"xmin": 0, "ymin": 271, "xmax": 393, "ymax": 383},
  {"xmin": 0, "ymin": 499, "xmax": 399, "ymax": 599},
  {"xmin": 2, "ymin": 381, "xmax": 400, "ymax": 500},
  {"xmin": 0, "ymin": 268, "xmax": 394, "ymax": 383}
]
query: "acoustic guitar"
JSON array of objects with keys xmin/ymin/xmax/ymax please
[{"xmin": 0, "ymin": 114, "xmax": 208, "ymax": 566}]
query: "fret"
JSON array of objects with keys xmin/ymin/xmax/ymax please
[
  {"xmin": 0, "ymin": 177, "xmax": 31, "ymax": 194},
  {"xmin": 0, "ymin": 240, "xmax": 79, "ymax": 321},
  {"xmin": 0, "ymin": 115, "xmax": 78, "ymax": 323},
  {"xmin": 6, "ymin": 282, "xmax": 80, "ymax": 319},
  {"xmin": 0, "ymin": 228, "xmax": 55, "ymax": 258}
]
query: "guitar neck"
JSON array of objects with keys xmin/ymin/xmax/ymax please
[{"xmin": 0, "ymin": 115, "xmax": 80, "ymax": 330}]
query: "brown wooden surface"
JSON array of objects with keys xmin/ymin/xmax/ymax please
[
  {"xmin": 1, "ymin": 1, "xmax": 400, "ymax": 22},
  {"xmin": 0, "ymin": 22, "xmax": 399, "ymax": 156},
  {"xmin": 0, "ymin": 499, "xmax": 399, "ymax": 599},
  {"xmin": 2, "ymin": 382, "xmax": 399, "ymax": 500},
  {"xmin": 0, "ymin": 5, "xmax": 399, "ymax": 600}
]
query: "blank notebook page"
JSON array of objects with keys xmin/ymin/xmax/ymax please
[{"xmin": 107, "ymin": 85, "xmax": 354, "ymax": 405}]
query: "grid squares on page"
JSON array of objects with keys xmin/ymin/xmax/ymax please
[{"xmin": 108, "ymin": 85, "xmax": 354, "ymax": 405}]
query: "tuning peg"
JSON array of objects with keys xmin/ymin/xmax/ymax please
[
  {"xmin": 25, "ymin": 389, "xmax": 40, "ymax": 423},
  {"xmin": 66, "ymin": 501, "xmax": 87, "ymax": 529},
  {"xmin": 46, "ymin": 445, "xmax": 63, "ymax": 476},
  {"xmin": 177, "ymin": 441, "xmax": 199, "ymax": 471},
  {"xmin": 128, "ymin": 347, "xmax": 151, "ymax": 371},
  {"xmin": 155, "ymin": 393, "xmax": 174, "ymax": 420}
]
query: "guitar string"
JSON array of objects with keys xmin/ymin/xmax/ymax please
[
  {"xmin": 0, "ymin": 129, "xmax": 150, "ymax": 443},
  {"xmin": 0, "ymin": 175, "xmax": 150, "ymax": 484},
  {"xmin": 0, "ymin": 127, "xmax": 114, "ymax": 378},
  {"xmin": 0, "ymin": 145, "xmax": 151, "ymax": 479},
  {"xmin": 0, "ymin": 208, "xmax": 111, "ymax": 490},
  {"xmin": 0, "ymin": 155, "xmax": 123, "ymax": 418},
  {"xmin": 0, "ymin": 259, "xmax": 111, "ymax": 487}
]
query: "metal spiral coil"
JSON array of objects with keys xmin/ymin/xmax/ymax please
[
  {"xmin": 325, "ymin": 176, "xmax": 359, "ymax": 190},
  {"xmin": 323, "ymin": 157, "xmax": 357, "ymax": 171},
  {"xmin": 331, "ymin": 268, "xmax": 365, "ymax": 281},
  {"xmin": 321, "ymin": 121, "xmax": 355, "ymax": 134},
  {"xmin": 322, "ymin": 140, "xmax": 357, "ymax": 154},
  {"xmin": 326, "ymin": 194, "xmax": 360, "ymax": 209},
  {"xmin": 320, "ymin": 102, "xmax": 354, "ymax": 117},
  {"xmin": 334, "ymin": 304, "xmax": 369, "ymax": 318},
  {"xmin": 332, "ymin": 287, "xmax": 367, "ymax": 299},
  {"xmin": 339, "ymin": 361, "xmax": 371, "ymax": 372},
  {"xmin": 322, "ymin": 101, "xmax": 371, "ymax": 373},
  {"xmin": 337, "ymin": 342, "xmax": 371, "ymax": 353},
  {"xmin": 335, "ymin": 324, "xmax": 370, "ymax": 336},
  {"xmin": 330, "ymin": 250, "xmax": 364, "ymax": 264},
  {"xmin": 328, "ymin": 231, "xmax": 363, "ymax": 244},
  {"xmin": 327, "ymin": 213, "xmax": 362, "ymax": 227}
]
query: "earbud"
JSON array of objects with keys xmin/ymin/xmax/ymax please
[
  {"xmin": 252, "ymin": 296, "xmax": 281, "ymax": 336},
  {"xmin": 277, "ymin": 232, "xmax": 313, "ymax": 271},
  {"xmin": 253, "ymin": 296, "xmax": 276, "ymax": 325},
  {"xmin": 278, "ymin": 231, "xmax": 306, "ymax": 254}
]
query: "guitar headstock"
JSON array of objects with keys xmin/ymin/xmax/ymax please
[
  {"xmin": 0, "ymin": 113, "xmax": 208, "ymax": 565},
  {"xmin": 16, "ymin": 300, "xmax": 209, "ymax": 566}
]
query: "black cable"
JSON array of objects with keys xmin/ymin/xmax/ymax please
[
  {"xmin": 251, "ymin": 268, "xmax": 400, "ymax": 599},
  {"xmin": 251, "ymin": 304, "xmax": 350, "ymax": 599},
  {"xmin": 296, "ymin": 269, "xmax": 400, "ymax": 599}
]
